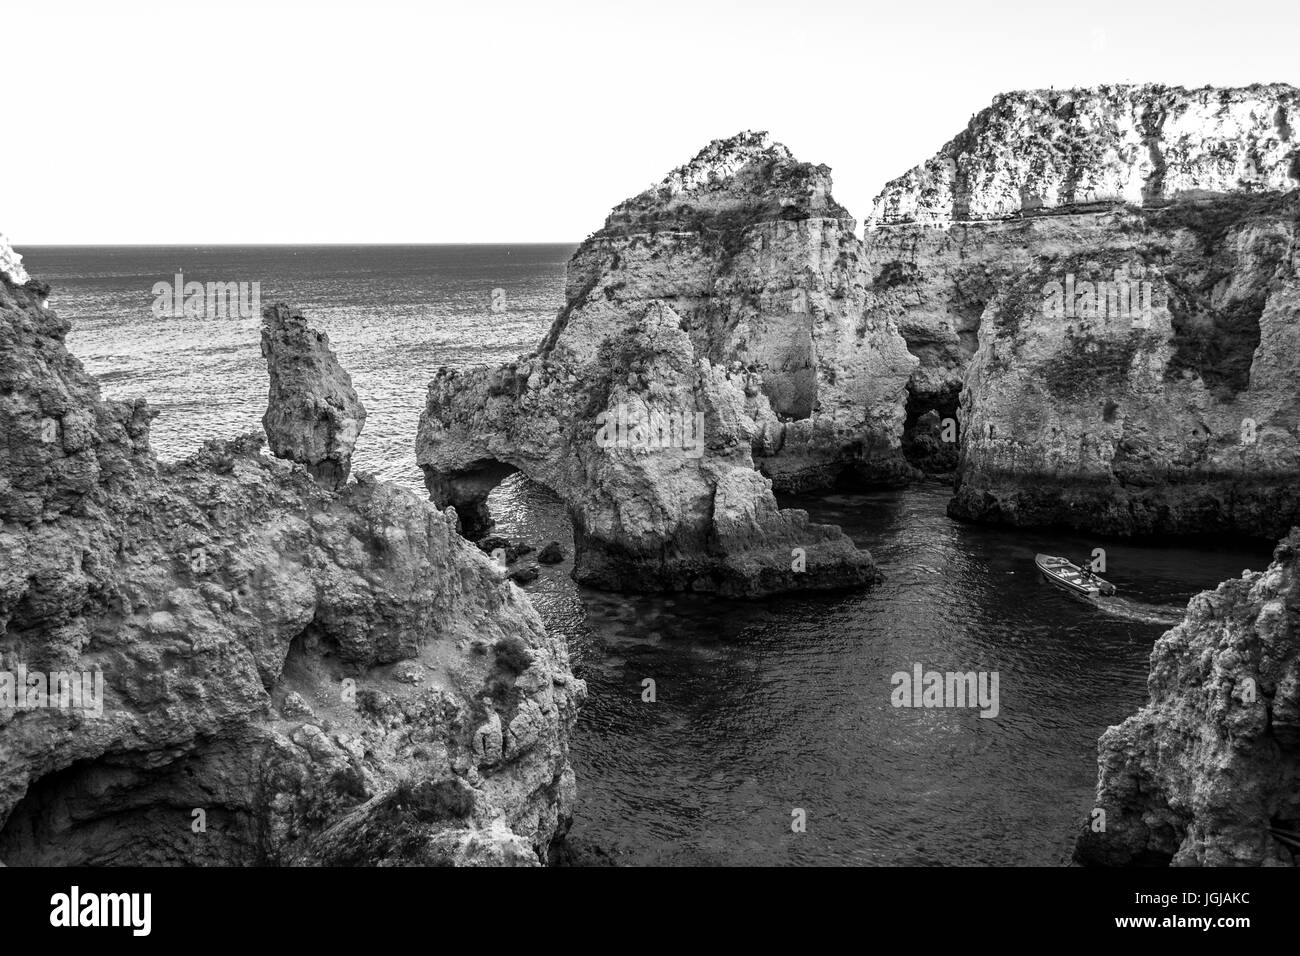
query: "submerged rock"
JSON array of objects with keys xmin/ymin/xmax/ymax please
[
  {"xmin": 478, "ymin": 535, "xmax": 520, "ymax": 564},
  {"xmin": 1075, "ymin": 529, "xmax": 1300, "ymax": 866},
  {"xmin": 0, "ymin": 273, "xmax": 585, "ymax": 866},
  {"xmin": 864, "ymin": 84, "xmax": 1300, "ymax": 536},
  {"xmin": 509, "ymin": 566, "xmax": 540, "ymax": 585},
  {"xmin": 418, "ymin": 133, "xmax": 898, "ymax": 596},
  {"xmin": 537, "ymin": 541, "xmax": 565, "ymax": 565},
  {"xmin": 261, "ymin": 303, "xmax": 366, "ymax": 490}
]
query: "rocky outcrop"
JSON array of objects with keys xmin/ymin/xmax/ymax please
[
  {"xmin": 949, "ymin": 194, "xmax": 1300, "ymax": 536},
  {"xmin": 0, "ymin": 270, "xmax": 584, "ymax": 866},
  {"xmin": 261, "ymin": 303, "xmax": 366, "ymax": 490},
  {"xmin": 565, "ymin": 132, "xmax": 917, "ymax": 491},
  {"xmin": 0, "ymin": 233, "xmax": 29, "ymax": 286},
  {"xmin": 419, "ymin": 302, "xmax": 880, "ymax": 595},
  {"xmin": 418, "ymin": 133, "xmax": 903, "ymax": 595},
  {"xmin": 864, "ymin": 85, "xmax": 1300, "ymax": 535},
  {"xmin": 1075, "ymin": 529, "xmax": 1300, "ymax": 866}
]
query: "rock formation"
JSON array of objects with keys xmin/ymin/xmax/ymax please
[
  {"xmin": 873, "ymin": 84, "xmax": 1299, "ymax": 227},
  {"xmin": 0, "ymin": 266, "xmax": 584, "ymax": 866},
  {"xmin": 1075, "ymin": 529, "xmax": 1300, "ymax": 866},
  {"xmin": 564, "ymin": 132, "xmax": 918, "ymax": 492},
  {"xmin": 261, "ymin": 303, "xmax": 366, "ymax": 490},
  {"xmin": 864, "ymin": 84, "xmax": 1300, "ymax": 535},
  {"xmin": 418, "ymin": 132, "xmax": 912, "ymax": 595}
]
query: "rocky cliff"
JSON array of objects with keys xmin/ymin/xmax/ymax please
[
  {"xmin": 873, "ymin": 84, "xmax": 1299, "ymax": 226},
  {"xmin": 418, "ymin": 132, "xmax": 905, "ymax": 595},
  {"xmin": 0, "ymin": 248, "xmax": 585, "ymax": 866},
  {"xmin": 1075, "ymin": 529, "xmax": 1300, "ymax": 866},
  {"xmin": 863, "ymin": 84, "xmax": 1300, "ymax": 534}
]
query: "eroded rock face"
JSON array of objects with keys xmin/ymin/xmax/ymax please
[
  {"xmin": 261, "ymin": 303, "xmax": 366, "ymax": 490},
  {"xmin": 419, "ymin": 299, "xmax": 879, "ymax": 595},
  {"xmin": 863, "ymin": 85, "xmax": 1300, "ymax": 534},
  {"xmin": 1075, "ymin": 530, "xmax": 1300, "ymax": 866},
  {"xmin": 0, "ymin": 273, "xmax": 584, "ymax": 866},
  {"xmin": 948, "ymin": 195, "xmax": 1300, "ymax": 536},
  {"xmin": 873, "ymin": 84, "xmax": 1299, "ymax": 226},
  {"xmin": 565, "ymin": 131, "xmax": 917, "ymax": 491},
  {"xmin": 418, "ymin": 132, "xmax": 908, "ymax": 595}
]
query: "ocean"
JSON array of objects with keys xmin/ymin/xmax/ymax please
[{"xmin": 18, "ymin": 244, "xmax": 1275, "ymax": 865}]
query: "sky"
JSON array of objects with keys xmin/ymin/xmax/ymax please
[{"xmin": 5, "ymin": 0, "xmax": 1297, "ymax": 244}]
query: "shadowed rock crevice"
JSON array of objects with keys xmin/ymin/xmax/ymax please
[
  {"xmin": 0, "ymin": 744, "xmax": 267, "ymax": 866},
  {"xmin": 901, "ymin": 381, "xmax": 960, "ymax": 476},
  {"xmin": 423, "ymin": 460, "xmax": 520, "ymax": 539}
]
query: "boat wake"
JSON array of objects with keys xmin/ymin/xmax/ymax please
[{"xmin": 1092, "ymin": 596, "xmax": 1185, "ymax": 627}]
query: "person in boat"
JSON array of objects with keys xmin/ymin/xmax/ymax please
[
  {"xmin": 1074, "ymin": 557, "xmax": 1114, "ymax": 594},
  {"xmin": 1075, "ymin": 557, "xmax": 1103, "ymax": 585}
]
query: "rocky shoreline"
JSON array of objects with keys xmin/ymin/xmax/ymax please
[
  {"xmin": 2, "ymin": 80, "xmax": 1298, "ymax": 867},
  {"xmin": 1075, "ymin": 529, "xmax": 1299, "ymax": 866},
  {"xmin": 0, "ymin": 257, "xmax": 585, "ymax": 865}
]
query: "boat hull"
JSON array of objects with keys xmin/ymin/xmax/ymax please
[{"xmin": 1035, "ymin": 553, "xmax": 1115, "ymax": 598}]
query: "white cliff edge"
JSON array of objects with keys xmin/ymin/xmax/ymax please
[{"xmin": 0, "ymin": 234, "xmax": 30, "ymax": 286}]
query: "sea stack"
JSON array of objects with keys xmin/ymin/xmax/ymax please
[
  {"xmin": 261, "ymin": 302, "xmax": 367, "ymax": 490},
  {"xmin": 418, "ymin": 132, "xmax": 901, "ymax": 596},
  {"xmin": 864, "ymin": 84, "xmax": 1300, "ymax": 536},
  {"xmin": 1075, "ymin": 528, "xmax": 1300, "ymax": 866}
]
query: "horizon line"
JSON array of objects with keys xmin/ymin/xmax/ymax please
[{"xmin": 15, "ymin": 240, "xmax": 585, "ymax": 248}]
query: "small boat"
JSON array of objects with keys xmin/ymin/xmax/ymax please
[{"xmin": 1035, "ymin": 553, "xmax": 1116, "ymax": 597}]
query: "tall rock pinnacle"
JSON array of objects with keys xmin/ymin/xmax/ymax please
[{"xmin": 260, "ymin": 303, "xmax": 366, "ymax": 490}]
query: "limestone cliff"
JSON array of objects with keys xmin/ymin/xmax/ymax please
[
  {"xmin": 873, "ymin": 84, "xmax": 1299, "ymax": 226},
  {"xmin": 1075, "ymin": 530, "xmax": 1300, "ymax": 866},
  {"xmin": 418, "ymin": 133, "xmax": 902, "ymax": 595},
  {"xmin": 863, "ymin": 85, "xmax": 1300, "ymax": 533},
  {"xmin": 0, "ymin": 267, "xmax": 584, "ymax": 866},
  {"xmin": 569, "ymin": 131, "xmax": 917, "ymax": 490}
]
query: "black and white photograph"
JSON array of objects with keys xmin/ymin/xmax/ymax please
[{"xmin": 0, "ymin": 0, "xmax": 1295, "ymax": 935}]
